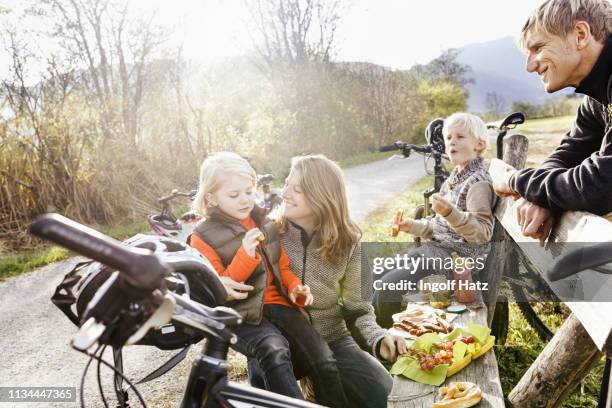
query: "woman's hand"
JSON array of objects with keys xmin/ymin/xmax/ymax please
[
  {"xmin": 219, "ymin": 276, "xmax": 254, "ymax": 301},
  {"xmin": 290, "ymin": 284, "xmax": 313, "ymax": 306},
  {"xmin": 379, "ymin": 335, "xmax": 408, "ymax": 362},
  {"xmin": 242, "ymin": 228, "xmax": 263, "ymax": 258},
  {"xmin": 431, "ymin": 194, "xmax": 454, "ymax": 217}
]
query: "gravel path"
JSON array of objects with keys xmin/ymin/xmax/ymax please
[{"xmin": 0, "ymin": 155, "xmax": 424, "ymax": 407}]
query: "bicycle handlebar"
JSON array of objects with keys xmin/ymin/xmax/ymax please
[
  {"xmin": 547, "ymin": 242, "xmax": 612, "ymax": 281},
  {"xmin": 29, "ymin": 214, "xmax": 169, "ymax": 291},
  {"xmin": 158, "ymin": 190, "xmax": 197, "ymax": 205}
]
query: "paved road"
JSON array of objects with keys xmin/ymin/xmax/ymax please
[
  {"xmin": 0, "ymin": 155, "xmax": 425, "ymax": 407},
  {"xmin": 345, "ymin": 155, "xmax": 426, "ymax": 224}
]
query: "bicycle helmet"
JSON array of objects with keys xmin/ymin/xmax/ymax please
[
  {"xmin": 148, "ymin": 214, "xmax": 182, "ymax": 237},
  {"xmin": 425, "ymin": 118, "xmax": 446, "ymax": 155},
  {"xmin": 53, "ymin": 234, "xmax": 228, "ymax": 350}
]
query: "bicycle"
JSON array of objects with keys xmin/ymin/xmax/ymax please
[
  {"xmin": 379, "ymin": 118, "xmax": 450, "ymax": 245},
  {"xmin": 29, "ymin": 213, "xmax": 323, "ymax": 408},
  {"xmin": 148, "ymin": 189, "xmax": 200, "ymax": 242},
  {"xmin": 256, "ymin": 174, "xmax": 283, "ymax": 214}
]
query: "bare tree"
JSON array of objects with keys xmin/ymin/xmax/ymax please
[
  {"xmin": 38, "ymin": 0, "xmax": 165, "ymax": 145},
  {"xmin": 247, "ymin": 0, "xmax": 341, "ymax": 74}
]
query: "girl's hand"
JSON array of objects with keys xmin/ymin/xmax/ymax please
[
  {"xmin": 290, "ymin": 284, "xmax": 313, "ymax": 306},
  {"xmin": 220, "ymin": 277, "xmax": 254, "ymax": 301},
  {"xmin": 431, "ymin": 194, "xmax": 454, "ymax": 217},
  {"xmin": 242, "ymin": 228, "xmax": 262, "ymax": 258},
  {"xmin": 379, "ymin": 335, "xmax": 408, "ymax": 362}
]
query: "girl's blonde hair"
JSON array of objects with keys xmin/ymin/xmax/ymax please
[
  {"xmin": 443, "ymin": 112, "xmax": 489, "ymax": 155},
  {"xmin": 277, "ymin": 154, "xmax": 361, "ymax": 264},
  {"xmin": 192, "ymin": 152, "xmax": 256, "ymax": 216}
]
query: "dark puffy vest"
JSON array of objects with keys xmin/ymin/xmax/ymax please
[{"xmin": 189, "ymin": 206, "xmax": 289, "ymax": 324}]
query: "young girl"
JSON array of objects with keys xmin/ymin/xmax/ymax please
[
  {"xmin": 374, "ymin": 112, "xmax": 497, "ymax": 327},
  {"xmin": 188, "ymin": 152, "xmax": 347, "ymax": 406}
]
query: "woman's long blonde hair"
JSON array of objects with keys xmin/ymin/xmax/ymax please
[{"xmin": 278, "ymin": 154, "xmax": 361, "ymax": 263}]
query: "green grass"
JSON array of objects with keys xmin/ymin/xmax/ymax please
[
  {"xmin": 361, "ymin": 176, "xmax": 434, "ymax": 242},
  {"xmin": 498, "ymin": 303, "xmax": 605, "ymax": 407},
  {"xmin": 492, "ymin": 115, "xmax": 575, "ymax": 168},
  {"xmin": 338, "ymin": 150, "xmax": 396, "ymax": 168},
  {"xmin": 0, "ymin": 218, "xmax": 149, "ymax": 280}
]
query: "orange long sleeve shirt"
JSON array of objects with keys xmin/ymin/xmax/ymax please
[{"xmin": 189, "ymin": 217, "xmax": 303, "ymax": 308}]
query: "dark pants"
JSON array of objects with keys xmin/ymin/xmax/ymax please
[
  {"xmin": 256, "ymin": 304, "xmax": 349, "ymax": 407},
  {"xmin": 249, "ymin": 309, "xmax": 392, "ymax": 407},
  {"xmin": 372, "ymin": 246, "xmax": 440, "ymax": 328},
  {"xmin": 233, "ymin": 317, "xmax": 303, "ymax": 400}
]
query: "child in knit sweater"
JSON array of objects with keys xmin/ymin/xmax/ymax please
[{"xmin": 374, "ymin": 113, "xmax": 497, "ymax": 327}]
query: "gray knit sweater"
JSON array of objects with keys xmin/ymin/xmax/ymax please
[{"xmin": 281, "ymin": 222, "xmax": 388, "ymax": 357}]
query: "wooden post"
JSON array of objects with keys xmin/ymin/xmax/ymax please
[
  {"xmin": 486, "ymin": 133, "xmax": 528, "ymax": 326},
  {"xmin": 508, "ymin": 314, "xmax": 603, "ymax": 407}
]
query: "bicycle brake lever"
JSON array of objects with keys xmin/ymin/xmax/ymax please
[{"xmin": 72, "ymin": 317, "xmax": 107, "ymax": 351}]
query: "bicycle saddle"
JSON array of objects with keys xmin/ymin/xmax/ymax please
[
  {"xmin": 547, "ymin": 242, "xmax": 612, "ymax": 281},
  {"xmin": 500, "ymin": 112, "xmax": 525, "ymax": 129}
]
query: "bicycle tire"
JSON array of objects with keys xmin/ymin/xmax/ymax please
[{"xmin": 511, "ymin": 283, "xmax": 554, "ymax": 341}]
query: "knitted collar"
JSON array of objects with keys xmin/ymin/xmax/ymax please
[{"xmin": 446, "ymin": 156, "xmax": 486, "ymax": 190}]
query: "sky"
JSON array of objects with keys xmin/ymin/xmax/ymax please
[
  {"xmin": 0, "ymin": 0, "xmax": 544, "ymax": 78},
  {"xmin": 130, "ymin": 0, "xmax": 543, "ymax": 69}
]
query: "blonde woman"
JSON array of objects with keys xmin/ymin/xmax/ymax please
[{"xmin": 251, "ymin": 154, "xmax": 405, "ymax": 408}]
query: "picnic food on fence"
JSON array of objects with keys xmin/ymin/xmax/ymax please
[
  {"xmin": 432, "ymin": 382, "xmax": 482, "ymax": 408},
  {"xmin": 390, "ymin": 323, "xmax": 495, "ymax": 386},
  {"xmin": 392, "ymin": 305, "xmax": 454, "ymax": 336},
  {"xmin": 391, "ymin": 210, "xmax": 404, "ymax": 237}
]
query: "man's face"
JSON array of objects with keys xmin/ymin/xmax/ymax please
[{"xmin": 524, "ymin": 30, "xmax": 582, "ymax": 92}]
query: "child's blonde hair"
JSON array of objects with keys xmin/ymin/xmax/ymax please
[
  {"xmin": 443, "ymin": 113, "xmax": 489, "ymax": 155},
  {"xmin": 276, "ymin": 154, "xmax": 361, "ymax": 264},
  {"xmin": 192, "ymin": 152, "xmax": 256, "ymax": 216}
]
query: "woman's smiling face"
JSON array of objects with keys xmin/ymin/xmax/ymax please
[{"xmin": 282, "ymin": 172, "xmax": 315, "ymax": 224}]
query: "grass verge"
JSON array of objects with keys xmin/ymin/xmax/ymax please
[{"xmin": 0, "ymin": 218, "xmax": 149, "ymax": 281}]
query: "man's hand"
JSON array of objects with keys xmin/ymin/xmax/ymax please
[
  {"xmin": 290, "ymin": 284, "xmax": 313, "ymax": 306},
  {"xmin": 219, "ymin": 276, "xmax": 254, "ymax": 301},
  {"xmin": 516, "ymin": 198, "xmax": 555, "ymax": 246},
  {"xmin": 379, "ymin": 335, "xmax": 408, "ymax": 362},
  {"xmin": 493, "ymin": 169, "xmax": 521, "ymax": 200},
  {"xmin": 431, "ymin": 193, "xmax": 454, "ymax": 216}
]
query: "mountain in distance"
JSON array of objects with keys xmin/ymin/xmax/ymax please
[{"xmin": 456, "ymin": 36, "xmax": 573, "ymax": 112}]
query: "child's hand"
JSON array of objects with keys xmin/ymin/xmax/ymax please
[
  {"xmin": 242, "ymin": 228, "xmax": 263, "ymax": 258},
  {"xmin": 389, "ymin": 215, "xmax": 413, "ymax": 233},
  {"xmin": 290, "ymin": 284, "xmax": 313, "ymax": 306},
  {"xmin": 431, "ymin": 194, "xmax": 454, "ymax": 217}
]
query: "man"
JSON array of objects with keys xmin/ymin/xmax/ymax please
[{"xmin": 495, "ymin": 0, "xmax": 612, "ymax": 243}]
